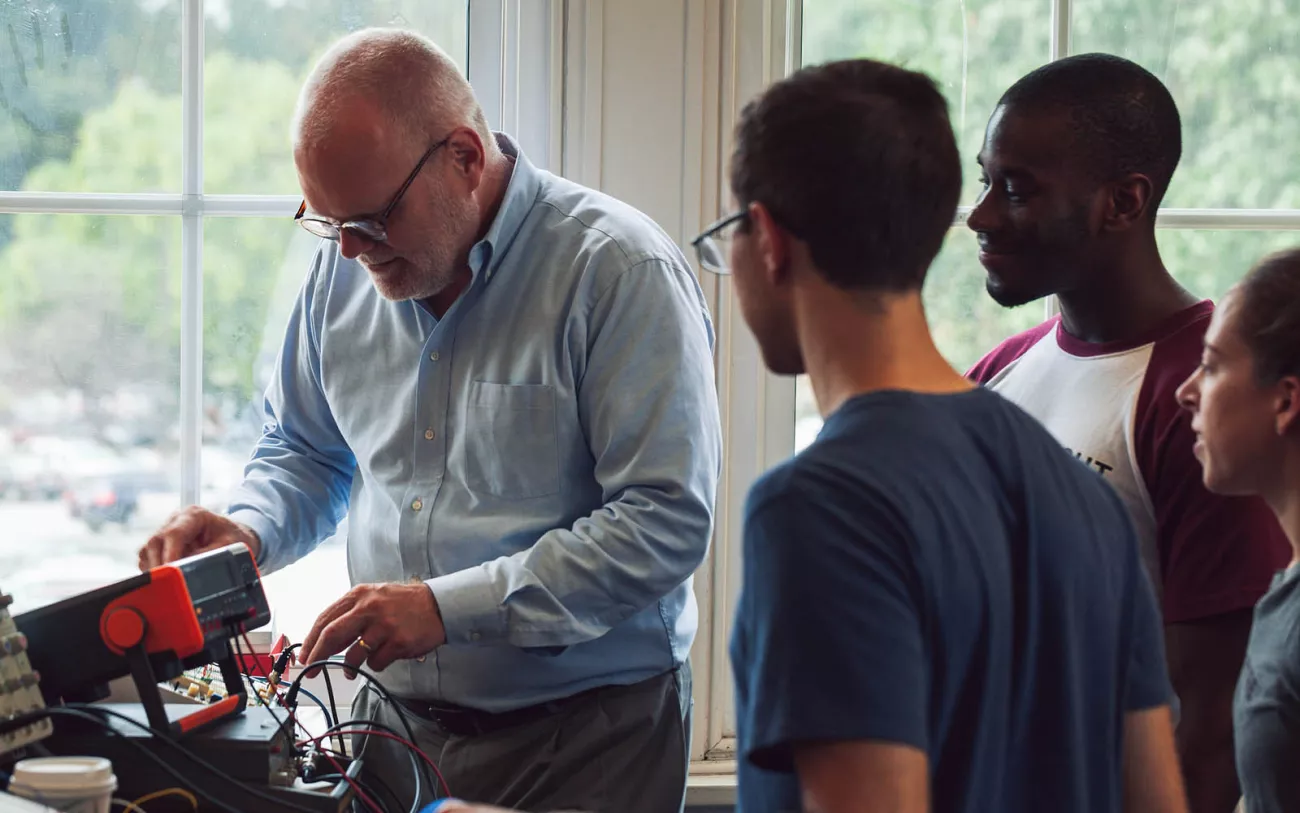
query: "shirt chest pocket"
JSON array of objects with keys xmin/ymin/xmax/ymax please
[{"xmin": 465, "ymin": 381, "xmax": 561, "ymax": 500}]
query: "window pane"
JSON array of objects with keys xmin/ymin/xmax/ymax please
[
  {"xmin": 1073, "ymin": 1, "xmax": 1300, "ymax": 209},
  {"xmin": 0, "ymin": 3, "xmax": 181, "ymax": 195},
  {"xmin": 0, "ymin": 214, "xmax": 180, "ymax": 614},
  {"xmin": 203, "ymin": 0, "xmax": 470, "ymax": 195},
  {"xmin": 795, "ymin": 228, "xmax": 1044, "ymax": 451},
  {"xmin": 203, "ymin": 222, "xmax": 348, "ymax": 641},
  {"xmin": 1159, "ymin": 229, "xmax": 1300, "ymax": 301},
  {"xmin": 802, "ymin": 0, "xmax": 1050, "ymax": 203}
]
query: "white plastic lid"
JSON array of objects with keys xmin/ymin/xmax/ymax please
[{"xmin": 10, "ymin": 757, "xmax": 115, "ymax": 792}]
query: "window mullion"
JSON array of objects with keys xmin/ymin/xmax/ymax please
[
  {"xmin": 180, "ymin": 0, "xmax": 204, "ymax": 507},
  {"xmin": 1052, "ymin": 0, "xmax": 1072, "ymax": 60}
]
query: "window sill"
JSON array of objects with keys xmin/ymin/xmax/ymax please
[{"xmin": 686, "ymin": 761, "xmax": 737, "ymax": 808}]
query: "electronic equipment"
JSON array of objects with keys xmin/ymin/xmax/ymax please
[
  {"xmin": 0, "ymin": 591, "xmax": 50, "ymax": 756},
  {"xmin": 14, "ymin": 544, "xmax": 270, "ymax": 737},
  {"xmin": 41, "ymin": 704, "xmax": 362, "ymax": 813},
  {"xmin": 2, "ymin": 549, "xmax": 372, "ymax": 812}
]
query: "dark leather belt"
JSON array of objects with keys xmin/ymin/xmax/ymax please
[{"xmin": 391, "ymin": 686, "xmax": 598, "ymax": 737}]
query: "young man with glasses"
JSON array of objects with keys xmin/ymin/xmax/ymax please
[
  {"xmin": 696, "ymin": 59, "xmax": 1187, "ymax": 812},
  {"xmin": 137, "ymin": 27, "xmax": 720, "ymax": 812}
]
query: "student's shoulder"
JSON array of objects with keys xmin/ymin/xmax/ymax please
[
  {"xmin": 966, "ymin": 316, "xmax": 1060, "ymax": 383},
  {"xmin": 744, "ymin": 454, "xmax": 822, "ymax": 520},
  {"xmin": 743, "ymin": 396, "xmax": 947, "ymax": 519},
  {"xmin": 741, "ymin": 445, "xmax": 914, "ymax": 577}
]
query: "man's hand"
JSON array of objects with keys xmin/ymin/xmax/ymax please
[
  {"xmin": 138, "ymin": 506, "xmax": 262, "ymax": 570},
  {"xmin": 299, "ymin": 583, "xmax": 447, "ymax": 676}
]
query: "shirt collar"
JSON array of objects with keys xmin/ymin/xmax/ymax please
[{"xmin": 468, "ymin": 132, "xmax": 542, "ymax": 284}]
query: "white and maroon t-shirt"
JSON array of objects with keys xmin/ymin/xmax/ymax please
[{"xmin": 968, "ymin": 300, "xmax": 1288, "ymax": 623}]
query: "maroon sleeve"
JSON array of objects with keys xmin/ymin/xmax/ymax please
[
  {"xmin": 1135, "ymin": 310, "xmax": 1290, "ymax": 624},
  {"xmin": 965, "ymin": 318, "xmax": 1059, "ymax": 383}
]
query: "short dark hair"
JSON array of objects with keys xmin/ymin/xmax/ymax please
[
  {"xmin": 729, "ymin": 59, "xmax": 961, "ymax": 292},
  {"xmin": 999, "ymin": 53, "xmax": 1182, "ymax": 212},
  {"xmin": 1236, "ymin": 248, "xmax": 1300, "ymax": 384}
]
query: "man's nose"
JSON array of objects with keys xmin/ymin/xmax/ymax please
[
  {"xmin": 338, "ymin": 228, "xmax": 373, "ymax": 260},
  {"xmin": 967, "ymin": 192, "xmax": 997, "ymax": 234}
]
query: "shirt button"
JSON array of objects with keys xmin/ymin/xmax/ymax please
[
  {"xmin": 429, "ymin": 351, "xmax": 440, "ymax": 361},
  {"xmin": 470, "ymin": 632, "xmax": 481, "ymax": 642},
  {"xmin": 424, "ymin": 429, "xmax": 435, "ymax": 440},
  {"xmin": 411, "ymin": 499, "xmax": 423, "ymax": 511}
]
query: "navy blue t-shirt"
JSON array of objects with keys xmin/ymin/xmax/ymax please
[{"xmin": 731, "ymin": 388, "xmax": 1171, "ymax": 813}]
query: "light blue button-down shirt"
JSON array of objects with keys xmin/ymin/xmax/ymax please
[{"xmin": 226, "ymin": 135, "xmax": 721, "ymax": 711}]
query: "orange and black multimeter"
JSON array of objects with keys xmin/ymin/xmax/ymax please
[{"xmin": 16, "ymin": 543, "xmax": 271, "ymax": 737}]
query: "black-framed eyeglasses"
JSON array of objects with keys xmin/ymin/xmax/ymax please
[
  {"xmin": 294, "ymin": 135, "xmax": 452, "ymax": 243},
  {"xmin": 690, "ymin": 211, "xmax": 748, "ymax": 275}
]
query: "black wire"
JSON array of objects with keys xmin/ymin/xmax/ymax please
[
  {"xmin": 322, "ymin": 718, "xmax": 421, "ymax": 813},
  {"xmin": 315, "ymin": 719, "xmax": 430, "ymax": 813},
  {"xmin": 66, "ymin": 705, "xmax": 323, "ymax": 813},
  {"xmin": 233, "ymin": 634, "xmax": 297, "ymax": 741},
  {"xmin": 346, "ymin": 776, "xmax": 394, "ymax": 813},
  {"xmin": 3, "ymin": 707, "xmax": 314, "ymax": 813},
  {"xmin": 309, "ymin": 757, "xmax": 388, "ymax": 813},
  {"xmin": 315, "ymin": 773, "xmax": 402, "ymax": 813},
  {"xmin": 286, "ymin": 661, "xmax": 436, "ymax": 802},
  {"xmin": 296, "ymin": 686, "xmax": 335, "ymax": 729},
  {"xmin": 249, "ymin": 676, "xmax": 335, "ymax": 729},
  {"xmin": 321, "ymin": 667, "xmax": 347, "ymax": 753},
  {"xmin": 243, "ymin": 674, "xmax": 316, "ymax": 744}
]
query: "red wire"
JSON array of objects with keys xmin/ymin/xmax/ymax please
[
  {"xmin": 298, "ymin": 728, "xmax": 451, "ymax": 797},
  {"xmin": 317, "ymin": 748, "xmax": 385, "ymax": 813}
]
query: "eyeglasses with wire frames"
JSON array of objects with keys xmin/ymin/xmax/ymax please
[
  {"xmin": 293, "ymin": 135, "xmax": 452, "ymax": 243},
  {"xmin": 690, "ymin": 211, "xmax": 749, "ymax": 275}
]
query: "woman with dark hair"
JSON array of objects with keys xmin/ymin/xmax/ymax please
[{"xmin": 1177, "ymin": 248, "xmax": 1300, "ymax": 813}]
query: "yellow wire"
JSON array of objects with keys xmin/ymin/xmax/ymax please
[{"xmin": 128, "ymin": 787, "xmax": 200, "ymax": 811}]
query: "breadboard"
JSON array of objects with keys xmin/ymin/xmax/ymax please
[{"xmin": 0, "ymin": 592, "xmax": 51, "ymax": 755}]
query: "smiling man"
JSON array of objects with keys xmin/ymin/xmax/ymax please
[
  {"xmin": 698, "ymin": 58, "xmax": 1186, "ymax": 813},
  {"xmin": 137, "ymin": 28, "xmax": 720, "ymax": 812},
  {"xmin": 967, "ymin": 54, "xmax": 1289, "ymax": 813}
]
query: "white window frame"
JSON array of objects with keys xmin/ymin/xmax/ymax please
[
  {"xmin": 13, "ymin": 0, "xmax": 1300, "ymax": 803},
  {"xmin": 0, "ymin": 0, "xmax": 551, "ymax": 506},
  {"xmin": 702, "ymin": 0, "xmax": 1300, "ymax": 771},
  {"xmin": 554, "ymin": 0, "xmax": 778, "ymax": 777},
  {"xmin": 0, "ymin": 0, "xmax": 552, "ymax": 715}
]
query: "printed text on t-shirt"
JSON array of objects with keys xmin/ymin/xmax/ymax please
[{"xmin": 1064, "ymin": 447, "xmax": 1115, "ymax": 477}]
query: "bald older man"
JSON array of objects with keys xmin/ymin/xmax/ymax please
[{"xmin": 138, "ymin": 28, "xmax": 720, "ymax": 812}]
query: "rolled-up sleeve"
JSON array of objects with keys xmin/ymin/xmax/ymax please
[
  {"xmin": 226, "ymin": 251, "xmax": 356, "ymax": 575},
  {"xmin": 426, "ymin": 257, "xmax": 721, "ymax": 648}
]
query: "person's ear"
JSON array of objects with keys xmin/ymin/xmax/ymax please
[
  {"xmin": 748, "ymin": 202, "xmax": 790, "ymax": 288},
  {"xmin": 1277, "ymin": 375, "xmax": 1300, "ymax": 436},
  {"xmin": 1103, "ymin": 173, "xmax": 1155, "ymax": 231},
  {"xmin": 445, "ymin": 127, "xmax": 487, "ymax": 190}
]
